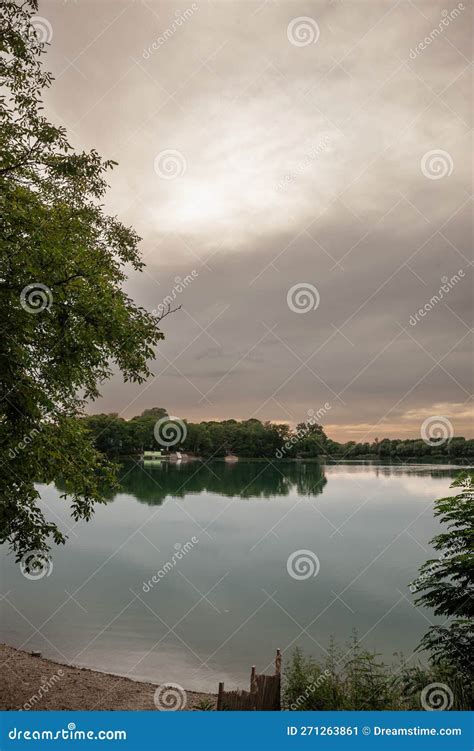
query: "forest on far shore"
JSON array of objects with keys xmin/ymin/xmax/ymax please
[{"xmin": 80, "ymin": 408, "xmax": 474, "ymax": 460}]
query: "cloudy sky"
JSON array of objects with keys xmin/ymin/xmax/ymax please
[{"xmin": 38, "ymin": 0, "xmax": 472, "ymax": 441}]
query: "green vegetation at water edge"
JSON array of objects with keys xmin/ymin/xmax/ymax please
[
  {"xmin": 284, "ymin": 475, "xmax": 473, "ymax": 711},
  {"xmin": 282, "ymin": 640, "xmax": 471, "ymax": 711},
  {"xmin": 80, "ymin": 408, "xmax": 474, "ymax": 460}
]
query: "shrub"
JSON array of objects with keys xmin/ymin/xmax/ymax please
[{"xmin": 282, "ymin": 637, "xmax": 470, "ymax": 711}]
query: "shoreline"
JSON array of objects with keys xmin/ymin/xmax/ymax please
[
  {"xmin": 0, "ymin": 644, "xmax": 215, "ymax": 711},
  {"xmin": 118, "ymin": 455, "xmax": 473, "ymax": 465}
]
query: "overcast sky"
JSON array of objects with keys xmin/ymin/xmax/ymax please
[{"xmin": 38, "ymin": 0, "xmax": 472, "ymax": 441}]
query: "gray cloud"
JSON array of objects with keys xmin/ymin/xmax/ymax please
[{"xmin": 40, "ymin": 0, "xmax": 472, "ymax": 439}]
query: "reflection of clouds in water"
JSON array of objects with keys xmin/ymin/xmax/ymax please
[
  {"xmin": 396, "ymin": 476, "xmax": 455, "ymax": 500},
  {"xmin": 3, "ymin": 461, "xmax": 455, "ymax": 691},
  {"xmin": 324, "ymin": 465, "xmax": 458, "ymax": 500}
]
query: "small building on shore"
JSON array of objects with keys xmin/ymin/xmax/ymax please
[{"xmin": 142, "ymin": 450, "xmax": 163, "ymax": 464}]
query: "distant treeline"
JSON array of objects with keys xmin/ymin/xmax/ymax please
[{"xmin": 80, "ymin": 408, "xmax": 474, "ymax": 460}]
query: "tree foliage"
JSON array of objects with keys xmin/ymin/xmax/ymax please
[
  {"xmin": 0, "ymin": 1, "xmax": 168, "ymax": 558},
  {"xmin": 412, "ymin": 473, "xmax": 474, "ymax": 678},
  {"xmin": 80, "ymin": 409, "xmax": 474, "ymax": 461}
]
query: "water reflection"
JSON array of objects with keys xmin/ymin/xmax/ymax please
[
  {"xmin": 324, "ymin": 460, "xmax": 466, "ymax": 480},
  {"xmin": 54, "ymin": 459, "xmax": 464, "ymax": 507},
  {"xmin": 116, "ymin": 460, "xmax": 327, "ymax": 505},
  {"xmin": 5, "ymin": 459, "xmax": 464, "ymax": 691},
  {"xmin": 114, "ymin": 459, "xmax": 465, "ymax": 505}
]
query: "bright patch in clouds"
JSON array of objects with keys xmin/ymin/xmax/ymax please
[{"xmin": 149, "ymin": 96, "xmax": 341, "ymax": 244}]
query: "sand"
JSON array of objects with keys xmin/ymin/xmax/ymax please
[{"xmin": 0, "ymin": 644, "xmax": 215, "ymax": 711}]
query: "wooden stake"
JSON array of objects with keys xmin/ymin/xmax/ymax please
[
  {"xmin": 217, "ymin": 681, "xmax": 224, "ymax": 711},
  {"xmin": 275, "ymin": 648, "xmax": 281, "ymax": 675},
  {"xmin": 250, "ymin": 665, "xmax": 257, "ymax": 694}
]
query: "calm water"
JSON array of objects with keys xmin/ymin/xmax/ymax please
[{"xmin": 0, "ymin": 461, "xmax": 464, "ymax": 691}]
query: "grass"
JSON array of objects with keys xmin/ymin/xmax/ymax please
[{"xmin": 282, "ymin": 636, "xmax": 471, "ymax": 711}]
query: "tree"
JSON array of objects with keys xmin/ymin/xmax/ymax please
[
  {"xmin": 412, "ymin": 473, "xmax": 474, "ymax": 678},
  {"xmin": 0, "ymin": 1, "xmax": 175, "ymax": 559}
]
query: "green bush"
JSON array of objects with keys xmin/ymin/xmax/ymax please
[{"xmin": 282, "ymin": 637, "xmax": 470, "ymax": 711}]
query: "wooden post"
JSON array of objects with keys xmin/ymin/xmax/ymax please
[
  {"xmin": 250, "ymin": 665, "xmax": 257, "ymax": 694},
  {"xmin": 275, "ymin": 648, "xmax": 281, "ymax": 675},
  {"xmin": 217, "ymin": 681, "xmax": 224, "ymax": 711}
]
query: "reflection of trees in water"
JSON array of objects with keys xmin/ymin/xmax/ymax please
[
  {"xmin": 115, "ymin": 460, "xmax": 327, "ymax": 506},
  {"xmin": 373, "ymin": 466, "xmax": 460, "ymax": 480},
  {"xmin": 55, "ymin": 460, "xmax": 460, "ymax": 506},
  {"xmin": 326, "ymin": 461, "xmax": 462, "ymax": 481}
]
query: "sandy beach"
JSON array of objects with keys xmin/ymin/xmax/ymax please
[{"xmin": 0, "ymin": 644, "xmax": 215, "ymax": 711}]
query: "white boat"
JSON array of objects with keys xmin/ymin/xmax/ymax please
[{"xmin": 169, "ymin": 451, "xmax": 185, "ymax": 462}]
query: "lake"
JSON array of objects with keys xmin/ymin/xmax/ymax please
[{"xmin": 0, "ymin": 460, "xmax": 464, "ymax": 692}]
